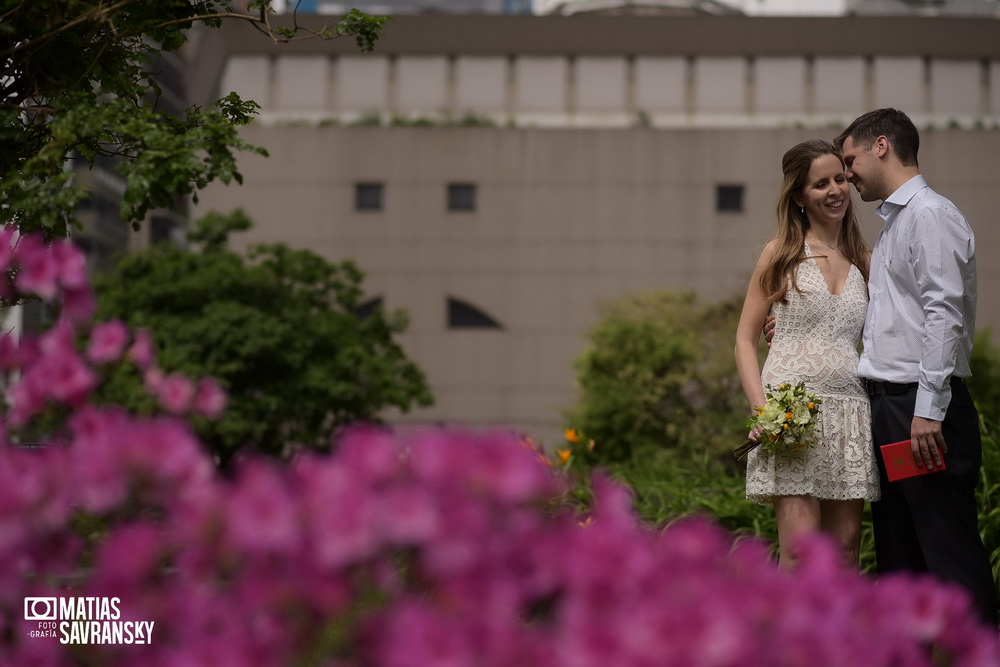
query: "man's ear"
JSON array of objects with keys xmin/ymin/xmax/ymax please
[{"xmin": 874, "ymin": 135, "xmax": 890, "ymax": 158}]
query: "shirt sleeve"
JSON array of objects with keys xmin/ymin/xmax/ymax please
[{"xmin": 912, "ymin": 204, "xmax": 975, "ymax": 421}]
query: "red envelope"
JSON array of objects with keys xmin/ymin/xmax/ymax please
[{"xmin": 880, "ymin": 439, "xmax": 946, "ymax": 482}]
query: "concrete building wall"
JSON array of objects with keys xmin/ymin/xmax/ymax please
[{"xmin": 193, "ymin": 126, "xmax": 1000, "ymax": 443}]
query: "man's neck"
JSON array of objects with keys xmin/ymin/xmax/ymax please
[{"xmin": 882, "ymin": 167, "xmax": 921, "ymax": 201}]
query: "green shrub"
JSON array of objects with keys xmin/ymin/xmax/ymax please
[
  {"xmin": 566, "ymin": 291, "xmax": 752, "ymax": 466},
  {"xmin": 978, "ymin": 419, "xmax": 1000, "ymax": 606},
  {"xmin": 970, "ymin": 328, "xmax": 1000, "ymax": 424}
]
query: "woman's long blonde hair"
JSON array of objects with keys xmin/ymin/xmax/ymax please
[{"xmin": 760, "ymin": 139, "xmax": 869, "ymax": 304}]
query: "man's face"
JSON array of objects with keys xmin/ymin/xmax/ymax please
[{"xmin": 840, "ymin": 135, "xmax": 884, "ymax": 202}]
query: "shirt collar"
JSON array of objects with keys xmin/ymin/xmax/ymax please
[{"xmin": 876, "ymin": 174, "xmax": 927, "ymax": 219}]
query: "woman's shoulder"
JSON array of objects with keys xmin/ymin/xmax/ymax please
[{"xmin": 758, "ymin": 239, "xmax": 780, "ymax": 262}]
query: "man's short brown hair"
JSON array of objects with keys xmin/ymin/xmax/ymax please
[{"xmin": 834, "ymin": 108, "xmax": 920, "ymax": 168}]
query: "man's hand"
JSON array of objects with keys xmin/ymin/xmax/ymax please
[
  {"xmin": 762, "ymin": 314, "xmax": 776, "ymax": 346},
  {"xmin": 911, "ymin": 416, "xmax": 947, "ymax": 469}
]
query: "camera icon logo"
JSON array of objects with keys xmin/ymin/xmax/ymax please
[{"xmin": 24, "ymin": 597, "xmax": 58, "ymax": 621}]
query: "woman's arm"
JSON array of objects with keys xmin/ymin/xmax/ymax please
[{"xmin": 734, "ymin": 242, "xmax": 776, "ymax": 417}]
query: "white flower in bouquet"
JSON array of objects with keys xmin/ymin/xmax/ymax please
[{"xmin": 733, "ymin": 381, "xmax": 822, "ymax": 460}]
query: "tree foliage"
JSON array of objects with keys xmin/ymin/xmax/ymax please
[
  {"xmin": 91, "ymin": 210, "xmax": 432, "ymax": 464},
  {"xmin": 0, "ymin": 0, "xmax": 387, "ymax": 236}
]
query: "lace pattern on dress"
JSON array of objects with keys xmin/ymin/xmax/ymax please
[{"xmin": 746, "ymin": 243, "xmax": 880, "ymax": 504}]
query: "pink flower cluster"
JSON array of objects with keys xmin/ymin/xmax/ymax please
[
  {"xmin": 0, "ymin": 228, "xmax": 227, "ymax": 425},
  {"xmin": 1, "ymin": 425, "xmax": 997, "ymax": 666},
  {"xmin": 0, "ymin": 229, "xmax": 997, "ymax": 666}
]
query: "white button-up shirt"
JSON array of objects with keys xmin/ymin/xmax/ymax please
[{"xmin": 857, "ymin": 175, "xmax": 977, "ymax": 421}]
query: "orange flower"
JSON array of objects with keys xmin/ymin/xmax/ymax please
[
  {"xmin": 564, "ymin": 428, "xmax": 581, "ymax": 444},
  {"xmin": 785, "ymin": 412, "xmax": 794, "ymax": 421},
  {"xmin": 557, "ymin": 449, "xmax": 572, "ymax": 464}
]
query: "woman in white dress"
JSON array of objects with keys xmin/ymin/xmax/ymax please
[{"xmin": 734, "ymin": 139, "xmax": 880, "ymax": 570}]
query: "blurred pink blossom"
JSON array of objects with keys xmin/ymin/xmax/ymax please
[
  {"xmin": 14, "ymin": 234, "xmax": 60, "ymax": 299},
  {"xmin": 86, "ymin": 319, "xmax": 130, "ymax": 364},
  {"xmin": 156, "ymin": 373, "xmax": 196, "ymax": 414},
  {"xmin": 192, "ymin": 378, "xmax": 228, "ymax": 419},
  {"xmin": 127, "ymin": 329, "xmax": 156, "ymax": 368}
]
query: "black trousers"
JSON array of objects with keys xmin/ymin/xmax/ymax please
[{"xmin": 868, "ymin": 378, "xmax": 998, "ymax": 625}]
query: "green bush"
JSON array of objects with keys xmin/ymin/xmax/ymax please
[
  {"xmin": 970, "ymin": 328, "xmax": 1000, "ymax": 424},
  {"xmin": 92, "ymin": 210, "xmax": 433, "ymax": 466},
  {"xmin": 566, "ymin": 291, "xmax": 751, "ymax": 466},
  {"xmin": 978, "ymin": 419, "xmax": 1000, "ymax": 606}
]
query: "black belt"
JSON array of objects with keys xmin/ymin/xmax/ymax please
[{"xmin": 864, "ymin": 377, "xmax": 965, "ymax": 397}]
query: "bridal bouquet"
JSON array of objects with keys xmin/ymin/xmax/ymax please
[{"xmin": 733, "ymin": 381, "xmax": 822, "ymax": 460}]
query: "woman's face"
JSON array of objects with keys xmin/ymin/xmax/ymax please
[{"xmin": 796, "ymin": 153, "xmax": 850, "ymax": 226}]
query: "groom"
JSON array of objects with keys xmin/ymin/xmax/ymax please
[
  {"xmin": 834, "ymin": 109, "xmax": 995, "ymax": 625},
  {"xmin": 769, "ymin": 109, "xmax": 997, "ymax": 625}
]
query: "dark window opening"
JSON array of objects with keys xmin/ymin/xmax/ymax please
[
  {"xmin": 447, "ymin": 183, "xmax": 476, "ymax": 212},
  {"xmin": 716, "ymin": 184, "xmax": 744, "ymax": 213},
  {"xmin": 447, "ymin": 297, "xmax": 502, "ymax": 329},
  {"xmin": 355, "ymin": 183, "xmax": 384, "ymax": 211}
]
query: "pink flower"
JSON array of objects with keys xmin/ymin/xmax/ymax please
[
  {"xmin": 0, "ymin": 332, "xmax": 33, "ymax": 371},
  {"xmin": 155, "ymin": 373, "xmax": 196, "ymax": 414},
  {"xmin": 193, "ymin": 377, "xmax": 228, "ymax": 419},
  {"xmin": 295, "ymin": 458, "xmax": 381, "ymax": 568},
  {"xmin": 59, "ymin": 285, "xmax": 96, "ymax": 324},
  {"xmin": 13, "ymin": 234, "xmax": 60, "ymax": 299},
  {"xmin": 127, "ymin": 329, "xmax": 156, "ymax": 368},
  {"xmin": 53, "ymin": 240, "xmax": 88, "ymax": 291},
  {"xmin": 7, "ymin": 325, "xmax": 96, "ymax": 423},
  {"xmin": 86, "ymin": 319, "xmax": 130, "ymax": 364},
  {"xmin": 143, "ymin": 366, "xmax": 164, "ymax": 392},
  {"xmin": 223, "ymin": 460, "xmax": 301, "ymax": 555}
]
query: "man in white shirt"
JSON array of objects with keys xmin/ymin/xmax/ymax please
[{"xmin": 835, "ymin": 108, "xmax": 997, "ymax": 625}]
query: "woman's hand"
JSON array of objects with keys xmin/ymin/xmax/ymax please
[{"xmin": 748, "ymin": 425, "xmax": 764, "ymax": 443}]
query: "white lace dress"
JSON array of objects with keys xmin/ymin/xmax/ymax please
[{"xmin": 746, "ymin": 243, "xmax": 880, "ymax": 505}]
